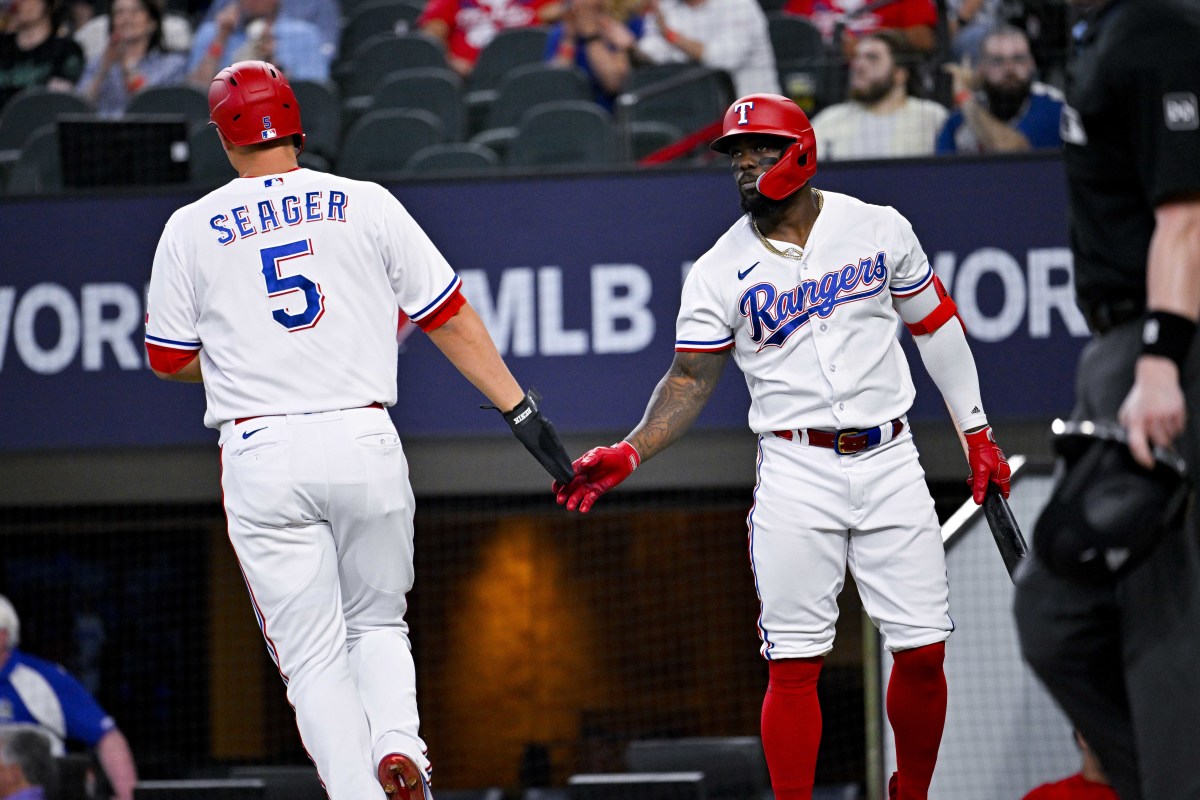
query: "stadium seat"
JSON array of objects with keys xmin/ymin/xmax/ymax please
[
  {"xmin": 5, "ymin": 123, "xmax": 61, "ymax": 194},
  {"xmin": 464, "ymin": 26, "xmax": 550, "ymax": 134},
  {"xmin": 126, "ymin": 85, "xmax": 210, "ymax": 129},
  {"xmin": 625, "ymin": 737, "xmax": 770, "ymax": 800},
  {"xmin": 337, "ymin": 108, "xmax": 444, "ymax": 177},
  {"xmin": 340, "ymin": 0, "xmax": 424, "ymax": 59},
  {"xmin": 335, "ymin": 32, "xmax": 446, "ymax": 100},
  {"xmin": 290, "ymin": 80, "xmax": 342, "ymax": 160},
  {"xmin": 342, "ymin": 0, "xmax": 421, "ymax": 21},
  {"xmin": 484, "ymin": 63, "xmax": 590, "ymax": 131},
  {"xmin": 405, "ymin": 142, "xmax": 499, "ymax": 174},
  {"xmin": 616, "ymin": 66, "xmax": 732, "ymax": 136},
  {"xmin": 508, "ymin": 100, "xmax": 618, "ymax": 168},
  {"xmin": 767, "ymin": 13, "xmax": 833, "ymax": 111},
  {"xmin": 0, "ymin": 88, "xmax": 93, "ymax": 153},
  {"xmin": 629, "ymin": 120, "xmax": 683, "ymax": 160},
  {"xmin": 373, "ymin": 67, "xmax": 464, "ymax": 141},
  {"xmin": 188, "ymin": 122, "xmax": 236, "ymax": 185},
  {"xmin": 627, "ymin": 61, "xmax": 695, "ymax": 93}
]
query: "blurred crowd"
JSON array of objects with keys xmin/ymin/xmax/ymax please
[{"xmin": 0, "ymin": 0, "xmax": 1075, "ymax": 180}]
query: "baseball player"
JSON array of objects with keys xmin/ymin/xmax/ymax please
[
  {"xmin": 556, "ymin": 94, "xmax": 1011, "ymax": 800},
  {"xmin": 145, "ymin": 61, "xmax": 574, "ymax": 800}
]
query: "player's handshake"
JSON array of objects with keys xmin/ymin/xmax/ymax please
[{"xmin": 555, "ymin": 441, "xmax": 640, "ymax": 512}]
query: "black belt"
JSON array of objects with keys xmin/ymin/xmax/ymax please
[{"xmin": 1080, "ymin": 298, "xmax": 1143, "ymax": 336}]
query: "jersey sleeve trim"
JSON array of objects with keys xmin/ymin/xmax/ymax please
[
  {"xmin": 675, "ymin": 337, "xmax": 735, "ymax": 353},
  {"xmin": 891, "ymin": 264, "xmax": 934, "ymax": 297},
  {"xmin": 146, "ymin": 343, "xmax": 199, "ymax": 374},
  {"xmin": 409, "ymin": 275, "xmax": 462, "ymax": 324},
  {"xmin": 414, "ymin": 286, "xmax": 465, "ymax": 332},
  {"xmin": 145, "ymin": 334, "xmax": 201, "ymax": 350}
]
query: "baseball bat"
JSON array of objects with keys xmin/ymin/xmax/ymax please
[
  {"xmin": 982, "ymin": 483, "xmax": 1028, "ymax": 579},
  {"xmin": 944, "ymin": 403, "xmax": 1028, "ymax": 580}
]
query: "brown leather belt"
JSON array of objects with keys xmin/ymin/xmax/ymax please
[
  {"xmin": 772, "ymin": 419, "xmax": 904, "ymax": 455},
  {"xmin": 235, "ymin": 402, "xmax": 384, "ymax": 426}
]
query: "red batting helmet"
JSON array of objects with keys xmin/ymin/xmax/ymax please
[
  {"xmin": 710, "ymin": 94, "xmax": 816, "ymax": 200},
  {"xmin": 209, "ymin": 60, "xmax": 305, "ymax": 151}
]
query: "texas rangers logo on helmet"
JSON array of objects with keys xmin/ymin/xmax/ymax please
[
  {"xmin": 740, "ymin": 252, "xmax": 889, "ymax": 350},
  {"xmin": 734, "ymin": 101, "xmax": 754, "ymax": 125}
]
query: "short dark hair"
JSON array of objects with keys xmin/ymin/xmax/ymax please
[
  {"xmin": 980, "ymin": 23, "xmax": 1031, "ymax": 55},
  {"xmin": 0, "ymin": 730, "xmax": 56, "ymax": 792},
  {"xmin": 859, "ymin": 29, "xmax": 921, "ymax": 96}
]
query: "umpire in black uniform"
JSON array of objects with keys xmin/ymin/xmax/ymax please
[{"xmin": 1012, "ymin": 1, "xmax": 1200, "ymax": 799}]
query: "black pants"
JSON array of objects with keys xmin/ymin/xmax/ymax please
[{"xmin": 1013, "ymin": 319, "xmax": 1200, "ymax": 800}]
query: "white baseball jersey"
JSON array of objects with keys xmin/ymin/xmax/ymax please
[
  {"xmin": 145, "ymin": 168, "xmax": 462, "ymax": 428},
  {"xmin": 675, "ymin": 190, "xmax": 933, "ymax": 432}
]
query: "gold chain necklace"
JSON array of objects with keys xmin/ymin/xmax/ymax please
[{"xmin": 751, "ymin": 189, "xmax": 824, "ymax": 260}]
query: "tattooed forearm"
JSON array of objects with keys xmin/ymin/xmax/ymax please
[{"xmin": 626, "ymin": 350, "xmax": 731, "ymax": 462}]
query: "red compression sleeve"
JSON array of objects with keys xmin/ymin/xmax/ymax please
[{"xmin": 761, "ymin": 657, "xmax": 824, "ymax": 800}]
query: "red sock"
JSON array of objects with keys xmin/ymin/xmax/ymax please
[
  {"xmin": 886, "ymin": 642, "xmax": 947, "ymax": 800},
  {"xmin": 761, "ymin": 657, "xmax": 823, "ymax": 800}
]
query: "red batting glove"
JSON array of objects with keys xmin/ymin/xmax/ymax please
[
  {"xmin": 554, "ymin": 441, "xmax": 640, "ymax": 513},
  {"xmin": 965, "ymin": 425, "xmax": 1011, "ymax": 504}
]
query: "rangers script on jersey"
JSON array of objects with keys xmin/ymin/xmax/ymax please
[{"xmin": 675, "ymin": 190, "xmax": 934, "ymax": 433}]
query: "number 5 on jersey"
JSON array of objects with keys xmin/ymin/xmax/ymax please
[{"xmin": 261, "ymin": 239, "xmax": 325, "ymax": 331}]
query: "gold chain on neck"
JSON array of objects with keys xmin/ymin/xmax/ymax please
[{"xmin": 751, "ymin": 189, "xmax": 824, "ymax": 260}]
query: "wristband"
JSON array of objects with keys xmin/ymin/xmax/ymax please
[
  {"xmin": 126, "ymin": 74, "xmax": 146, "ymax": 93},
  {"xmin": 615, "ymin": 440, "xmax": 640, "ymax": 470},
  {"xmin": 557, "ymin": 42, "xmax": 575, "ymax": 57},
  {"xmin": 664, "ymin": 28, "xmax": 680, "ymax": 45},
  {"xmin": 208, "ymin": 41, "xmax": 224, "ymax": 58},
  {"xmin": 1141, "ymin": 310, "xmax": 1197, "ymax": 368},
  {"xmin": 954, "ymin": 89, "xmax": 971, "ymax": 107}
]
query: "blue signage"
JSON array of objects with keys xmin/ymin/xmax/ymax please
[{"xmin": 0, "ymin": 155, "xmax": 1084, "ymax": 451}]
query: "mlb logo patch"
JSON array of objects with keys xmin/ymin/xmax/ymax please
[
  {"xmin": 261, "ymin": 129, "xmax": 278, "ymax": 140},
  {"xmin": 1164, "ymin": 93, "xmax": 1198, "ymax": 131}
]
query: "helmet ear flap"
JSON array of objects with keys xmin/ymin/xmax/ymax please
[{"xmin": 756, "ymin": 140, "xmax": 811, "ymax": 200}]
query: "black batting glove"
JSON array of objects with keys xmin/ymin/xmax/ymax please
[{"xmin": 485, "ymin": 388, "xmax": 575, "ymax": 485}]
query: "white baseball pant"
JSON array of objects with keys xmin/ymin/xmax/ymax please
[
  {"xmin": 219, "ymin": 406, "xmax": 431, "ymax": 799},
  {"xmin": 748, "ymin": 428, "xmax": 953, "ymax": 659}
]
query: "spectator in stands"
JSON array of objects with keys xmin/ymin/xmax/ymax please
[
  {"xmin": 0, "ymin": 729, "xmax": 54, "ymax": 800},
  {"xmin": 74, "ymin": 3, "xmax": 192, "ymax": 65},
  {"xmin": 419, "ymin": 0, "xmax": 562, "ymax": 78},
  {"xmin": 783, "ymin": 0, "xmax": 937, "ymax": 55},
  {"xmin": 0, "ymin": 596, "xmax": 136, "ymax": 800},
  {"xmin": 944, "ymin": 0, "xmax": 1004, "ymax": 59},
  {"xmin": 936, "ymin": 25, "xmax": 1063, "ymax": 154},
  {"xmin": 77, "ymin": 0, "xmax": 186, "ymax": 117},
  {"xmin": 545, "ymin": 0, "xmax": 641, "ymax": 110},
  {"xmin": 1022, "ymin": 731, "xmax": 1119, "ymax": 800},
  {"xmin": 188, "ymin": 0, "xmax": 328, "ymax": 87},
  {"xmin": 634, "ymin": 0, "xmax": 779, "ymax": 97},
  {"xmin": 809, "ymin": 29, "xmax": 946, "ymax": 160},
  {"xmin": 0, "ymin": 0, "xmax": 85, "ymax": 110},
  {"xmin": 196, "ymin": 0, "xmax": 335, "ymax": 63}
]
